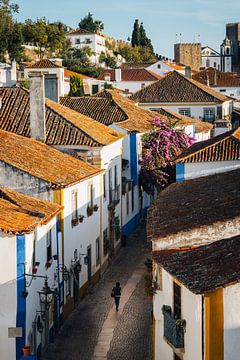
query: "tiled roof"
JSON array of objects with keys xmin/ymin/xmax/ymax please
[
  {"xmin": 193, "ymin": 67, "xmax": 240, "ymax": 87},
  {"xmin": 120, "ymin": 62, "xmax": 155, "ymax": 69},
  {"xmin": 153, "ymin": 235, "xmax": 240, "ymax": 294},
  {"xmin": 0, "ymin": 130, "xmax": 103, "ymax": 188},
  {"xmin": 26, "ymin": 59, "xmax": 62, "ymax": 69},
  {"xmin": 162, "ymin": 60, "xmax": 185, "ymax": 71},
  {"xmin": 0, "ymin": 87, "xmax": 122, "ymax": 146},
  {"xmin": 98, "ymin": 68, "xmax": 160, "ymax": 82},
  {"xmin": 176, "ymin": 128, "xmax": 240, "ymax": 163},
  {"xmin": 64, "ymin": 69, "xmax": 94, "ymax": 80},
  {"xmin": 156, "ymin": 108, "xmax": 213, "ymax": 133},
  {"xmin": 0, "ymin": 187, "xmax": 62, "ymax": 234},
  {"xmin": 130, "ymin": 71, "xmax": 230, "ymax": 103},
  {"xmin": 61, "ymin": 90, "xmax": 159, "ymax": 132},
  {"xmin": 147, "ymin": 169, "xmax": 240, "ymax": 241}
]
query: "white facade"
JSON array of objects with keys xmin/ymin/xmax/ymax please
[
  {"xmin": 178, "ymin": 160, "xmax": 240, "ymax": 181},
  {"xmin": 64, "ymin": 75, "xmax": 105, "ymax": 96},
  {"xmin": 153, "ymin": 268, "xmax": 202, "ymax": 360},
  {"xmin": 147, "ymin": 60, "xmax": 185, "ymax": 77},
  {"xmin": 66, "ymin": 32, "xmax": 106, "ymax": 65},
  {"xmin": 24, "ymin": 66, "xmax": 65, "ymax": 98},
  {"xmin": 140, "ymin": 101, "xmax": 233, "ymax": 123},
  {"xmin": 201, "ymin": 46, "xmax": 221, "ymax": 70},
  {"xmin": 0, "ymin": 61, "xmax": 16, "ymax": 87},
  {"xmin": 0, "ymin": 216, "xmax": 59, "ymax": 360},
  {"xmin": 213, "ymin": 86, "xmax": 240, "ymax": 99}
]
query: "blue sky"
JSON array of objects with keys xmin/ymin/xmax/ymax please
[{"xmin": 14, "ymin": 0, "xmax": 240, "ymax": 57}]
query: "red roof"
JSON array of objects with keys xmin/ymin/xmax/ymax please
[
  {"xmin": 64, "ymin": 69, "xmax": 94, "ymax": 80},
  {"xmin": 98, "ymin": 69, "xmax": 160, "ymax": 82}
]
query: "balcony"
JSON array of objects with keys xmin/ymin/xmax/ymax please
[{"xmin": 162, "ymin": 306, "xmax": 185, "ymax": 349}]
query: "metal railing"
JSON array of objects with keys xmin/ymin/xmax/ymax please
[{"xmin": 162, "ymin": 306, "xmax": 185, "ymax": 349}]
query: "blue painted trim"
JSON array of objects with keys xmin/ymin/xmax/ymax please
[
  {"xmin": 16, "ymin": 235, "xmax": 26, "ymax": 360},
  {"xmin": 123, "ymin": 213, "xmax": 140, "ymax": 236},
  {"xmin": 176, "ymin": 163, "xmax": 185, "ymax": 182},
  {"xmin": 130, "ymin": 133, "xmax": 138, "ymax": 186},
  {"xmin": 142, "ymin": 206, "xmax": 148, "ymax": 218}
]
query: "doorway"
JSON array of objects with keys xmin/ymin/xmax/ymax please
[
  {"xmin": 73, "ymin": 267, "xmax": 80, "ymax": 305},
  {"xmin": 87, "ymin": 246, "xmax": 92, "ymax": 286}
]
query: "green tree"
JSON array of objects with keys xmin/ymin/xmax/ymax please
[
  {"xmin": 131, "ymin": 19, "xmax": 140, "ymax": 47},
  {"xmin": 139, "ymin": 22, "xmax": 153, "ymax": 52},
  {"xmin": 68, "ymin": 75, "xmax": 84, "ymax": 96},
  {"xmin": 22, "ymin": 18, "xmax": 65, "ymax": 58},
  {"xmin": 0, "ymin": 0, "xmax": 23, "ymax": 61},
  {"xmin": 78, "ymin": 12, "xmax": 104, "ymax": 34}
]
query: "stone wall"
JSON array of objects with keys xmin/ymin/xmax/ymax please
[{"xmin": 174, "ymin": 43, "xmax": 202, "ymax": 71}]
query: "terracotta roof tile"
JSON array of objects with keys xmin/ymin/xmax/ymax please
[
  {"xmin": 193, "ymin": 67, "xmax": 240, "ymax": 87},
  {"xmin": 98, "ymin": 68, "xmax": 160, "ymax": 82},
  {"xmin": 0, "ymin": 130, "xmax": 103, "ymax": 188},
  {"xmin": 0, "ymin": 87, "xmax": 122, "ymax": 146},
  {"xmin": 64, "ymin": 69, "xmax": 94, "ymax": 80},
  {"xmin": 26, "ymin": 59, "xmax": 62, "ymax": 69},
  {"xmin": 153, "ymin": 235, "xmax": 240, "ymax": 294},
  {"xmin": 61, "ymin": 90, "xmax": 159, "ymax": 132},
  {"xmin": 147, "ymin": 169, "xmax": 240, "ymax": 241},
  {"xmin": 130, "ymin": 71, "xmax": 230, "ymax": 103},
  {"xmin": 0, "ymin": 187, "xmax": 62, "ymax": 234},
  {"xmin": 177, "ymin": 128, "xmax": 240, "ymax": 163}
]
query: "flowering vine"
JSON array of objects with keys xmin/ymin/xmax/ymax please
[{"xmin": 139, "ymin": 118, "xmax": 194, "ymax": 195}]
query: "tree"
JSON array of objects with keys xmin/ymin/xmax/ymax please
[
  {"xmin": 118, "ymin": 45, "xmax": 156, "ymax": 63},
  {"xmin": 139, "ymin": 22, "xmax": 154, "ymax": 52},
  {"xmin": 68, "ymin": 75, "xmax": 84, "ymax": 96},
  {"xmin": 22, "ymin": 18, "xmax": 65, "ymax": 58},
  {"xmin": 99, "ymin": 52, "xmax": 116, "ymax": 69},
  {"xmin": 131, "ymin": 19, "xmax": 140, "ymax": 47},
  {"xmin": 78, "ymin": 13, "xmax": 104, "ymax": 34},
  {"xmin": 139, "ymin": 118, "xmax": 194, "ymax": 195},
  {"xmin": 0, "ymin": 0, "xmax": 23, "ymax": 61}
]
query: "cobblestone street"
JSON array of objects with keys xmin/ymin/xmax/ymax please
[{"xmin": 43, "ymin": 223, "xmax": 152, "ymax": 360}]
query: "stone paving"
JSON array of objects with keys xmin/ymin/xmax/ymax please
[{"xmin": 42, "ymin": 223, "xmax": 152, "ymax": 360}]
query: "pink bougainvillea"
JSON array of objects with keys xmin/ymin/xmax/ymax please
[{"xmin": 139, "ymin": 118, "xmax": 194, "ymax": 195}]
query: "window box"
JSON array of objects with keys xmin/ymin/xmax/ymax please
[
  {"xmin": 162, "ymin": 305, "xmax": 186, "ymax": 349},
  {"xmin": 87, "ymin": 206, "xmax": 94, "ymax": 217},
  {"xmin": 71, "ymin": 218, "xmax": 78, "ymax": 227}
]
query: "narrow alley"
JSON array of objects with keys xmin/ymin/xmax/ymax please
[{"xmin": 42, "ymin": 223, "xmax": 152, "ymax": 360}]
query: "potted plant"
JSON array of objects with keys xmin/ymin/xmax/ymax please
[
  {"xmin": 79, "ymin": 214, "xmax": 85, "ymax": 223},
  {"xmin": 53, "ymin": 254, "xmax": 58, "ymax": 260},
  {"xmin": 22, "ymin": 345, "xmax": 31, "ymax": 357},
  {"xmin": 45, "ymin": 261, "xmax": 51, "ymax": 269},
  {"xmin": 32, "ymin": 266, "xmax": 38, "ymax": 274},
  {"xmin": 71, "ymin": 218, "xmax": 78, "ymax": 227},
  {"xmin": 87, "ymin": 205, "xmax": 94, "ymax": 217},
  {"xmin": 144, "ymin": 256, "xmax": 153, "ymax": 272},
  {"xmin": 144, "ymin": 273, "xmax": 156, "ymax": 299},
  {"xmin": 93, "ymin": 204, "xmax": 98, "ymax": 212}
]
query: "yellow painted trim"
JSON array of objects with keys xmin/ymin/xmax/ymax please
[
  {"xmin": 53, "ymin": 189, "xmax": 65, "ymax": 266},
  {"xmin": 204, "ymin": 289, "xmax": 224, "ymax": 360}
]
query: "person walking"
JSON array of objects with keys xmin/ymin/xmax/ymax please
[{"xmin": 111, "ymin": 282, "xmax": 121, "ymax": 311}]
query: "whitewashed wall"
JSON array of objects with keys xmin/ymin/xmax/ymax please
[
  {"xmin": 147, "ymin": 61, "xmax": 185, "ymax": 77},
  {"xmin": 213, "ymin": 86, "xmax": 240, "ymax": 99},
  {"xmin": 224, "ymin": 283, "xmax": 240, "ymax": 360},
  {"xmin": 154, "ymin": 269, "xmax": 202, "ymax": 360},
  {"xmin": 183, "ymin": 160, "xmax": 240, "ymax": 180},
  {"xmin": 0, "ymin": 232, "xmax": 17, "ymax": 360},
  {"xmin": 112, "ymin": 80, "xmax": 154, "ymax": 94}
]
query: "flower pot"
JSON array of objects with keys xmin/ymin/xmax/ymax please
[
  {"xmin": 53, "ymin": 254, "xmax": 58, "ymax": 260},
  {"xmin": 93, "ymin": 205, "xmax": 98, "ymax": 212},
  {"xmin": 22, "ymin": 346, "xmax": 30, "ymax": 357},
  {"xmin": 32, "ymin": 267, "xmax": 38, "ymax": 274}
]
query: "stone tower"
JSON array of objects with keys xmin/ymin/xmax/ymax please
[
  {"xmin": 220, "ymin": 36, "xmax": 233, "ymax": 72},
  {"xmin": 174, "ymin": 43, "xmax": 202, "ymax": 71}
]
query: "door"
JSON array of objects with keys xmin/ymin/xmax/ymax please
[
  {"xmin": 173, "ymin": 282, "xmax": 181, "ymax": 319},
  {"xmin": 73, "ymin": 267, "xmax": 79, "ymax": 305},
  {"xmin": 87, "ymin": 246, "xmax": 92, "ymax": 286}
]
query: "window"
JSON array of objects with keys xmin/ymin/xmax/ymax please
[
  {"xmin": 71, "ymin": 190, "xmax": 78, "ymax": 220},
  {"xmin": 219, "ymin": 89, "xmax": 226, "ymax": 92},
  {"xmin": 103, "ymin": 173, "xmax": 107, "ymax": 199},
  {"xmin": 92, "ymin": 84, "xmax": 99, "ymax": 94},
  {"xmin": 103, "ymin": 229, "xmax": 109, "ymax": 256},
  {"xmin": 114, "ymin": 165, "xmax": 118, "ymax": 190},
  {"xmin": 157, "ymin": 64, "xmax": 161, "ymax": 69},
  {"xmin": 173, "ymin": 282, "xmax": 181, "ymax": 319},
  {"xmin": 125, "ymin": 89, "xmax": 129, "ymax": 93},
  {"xmin": 179, "ymin": 108, "xmax": 191, "ymax": 117},
  {"xmin": 75, "ymin": 38, "xmax": 80, "ymax": 45},
  {"xmin": 96, "ymin": 237, "xmax": 100, "ymax": 265},
  {"xmin": 46, "ymin": 230, "xmax": 52, "ymax": 262},
  {"xmin": 203, "ymin": 108, "xmax": 215, "ymax": 122},
  {"xmin": 126, "ymin": 182, "xmax": 129, "ymax": 215},
  {"xmin": 88, "ymin": 183, "xmax": 94, "ymax": 207},
  {"xmin": 85, "ymin": 38, "xmax": 91, "ymax": 44},
  {"xmin": 206, "ymin": 59, "xmax": 210, "ymax": 67},
  {"xmin": 213, "ymin": 62, "xmax": 217, "ymax": 68},
  {"xmin": 141, "ymin": 83, "xmax": 146, "ymax": 89},
  {"xmin": 109, "ymin": 168, "xmax": 113, "ymax": 203}
]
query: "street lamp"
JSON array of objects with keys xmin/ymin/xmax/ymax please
[{"xmin": 38, "ymin": 279, "xmax": 54, "ymax": 347}]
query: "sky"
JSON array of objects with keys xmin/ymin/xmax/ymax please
[{"xmin": 14, "ymin": 0, "xmax": 240, "ymax": 58}]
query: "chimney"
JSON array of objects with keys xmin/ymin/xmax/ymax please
[
  {"xmin": 185, "ymin": 66, "xmax": 192, "ymax": 78},
  {"xmin": 29, "ymin": 72, "xmax": 46, "ymax": 142},
  {"xmin": 115, "ymin": 68, "xmax": 122, "ymax": 82}
]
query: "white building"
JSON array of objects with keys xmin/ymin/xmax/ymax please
[
  {"xmin": 176, "ymin": 128, "xmax": 240, "ymax": 181},
  {"xmin": 60, "ymin": 90, "xmax": 160, "ymax": 236},
  {"xmin": 131, "ymin": 71, "xmax": 234, "ymax": 123},
  {"xmin": 64, "ymin": 68, "xmax": 105, "ymax": 95},
  {"xmin": 147, "ymin": 168, "xmax": 240, "ymax": 359},
  {"xmin": 0, "ymin": 186, "xmax": 62, "ymax": 360},
  {"xmin": 66, "ymin": 28, "xmax": 106, "ymax": 65},
  {"xmin": 146, "ymin": 60, "xmax": 185, "ymax": 77},
  {"xmin": 97, "ymin": 68, "xmax": 161, "ymax": 95},
  {"xmin": 201, "ymin": 46, "xmax": 221, "ymax": 70},
  {"xmin": 0, "ymin": 60, "xmax": 16, "ymax": 87}
]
